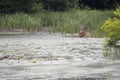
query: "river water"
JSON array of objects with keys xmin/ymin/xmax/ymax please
[{"xmin": 0, "ymin": 32, "xmax": 120, "ymax": 80}]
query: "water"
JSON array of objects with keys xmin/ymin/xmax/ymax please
[
  {"xmin": 104, "ymin": 47, "xmax": 120, "ymax": 60},
  {"xmin": 0, "ymin": 32, "xmax": 120, "ymax": 80}
]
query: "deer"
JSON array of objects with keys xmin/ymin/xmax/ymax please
[{"xmin": 79, "ymin": 26, "xmax": 86, "ymax": 37}]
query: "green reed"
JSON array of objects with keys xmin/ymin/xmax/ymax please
[
  {"xmin": 0, "ymin": 9, "xmax": 113, "ymax": 37},
  {"xmin": 0, "ymin": 13, "xmax": 42, "ymax": 31}
]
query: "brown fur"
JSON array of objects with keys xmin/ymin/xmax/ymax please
[{"xmin": 79, "ymin": 28, "xmax": 86, "ymax": 37}]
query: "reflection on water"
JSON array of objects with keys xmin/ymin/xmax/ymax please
[
  {"xmin": 58, "ymin": 78, "xmax": 107, "ymax": 80},
  {"xmin": 104, "ymin": 47, "xmax": 120, "ymax": 60}
]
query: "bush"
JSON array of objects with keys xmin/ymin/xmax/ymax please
[{"xmin": 101, "ymin": 6, "xmax": 120, "ymax": 46}]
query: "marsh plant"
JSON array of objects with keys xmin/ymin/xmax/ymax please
[
  {"xmin": 0, "ymin": 9, "xmax": 113, "ymax": 37},
  {"xmin": 0, "ymin": 13, "xmax": 43, "ymax": 31}
]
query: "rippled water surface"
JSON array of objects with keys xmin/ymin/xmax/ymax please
[{"xmin": 0, "ymin": 32, "xmax": 120, "ymax": 80}]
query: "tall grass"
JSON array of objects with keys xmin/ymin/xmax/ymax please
[
  {"xmin": 0, "ymin": 13, "xmax": 42, "ymax": 31},
  {"xmin": 39, "ymin": 9, "xmax": 114, "ymax": 37},
  {"xmin": 0, "ymin": 9, "xmax": 114, "ymax": 37}
]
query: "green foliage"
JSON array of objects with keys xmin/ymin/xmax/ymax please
[
  {"xmin": 39, "ymin": 0, "xmax": 79, "ymax": 11},
  {"xmin": 0, "ymin": 9, "xmax": 113, "ymax": 37},
  {"xmin": 0, "ymin": 0, "xmax": 120, "ymax": 13},
  {"xmin": 101, "ymin": 6, "xmax": 120, "ymax": 46},
  {"xmin": 0, "ymin": 13, "xmax": 42, "ymax": 31},
  {"xmin": 36, "ymin": 9, "xmax": 113, "ymax": 35},
  {"xmin": 0, "ymin": 0, "xmax": 42, "ymax": 13},
  {"xmin": 114, "ymin": 6, "xmax": 120, "ymax": 16},
  {"xmin": 39, "ymin": 0, "xmax": 120, "ymax": 10},
  {"xmin": 30, "ymin": 3, "xmax": 44, "ymax": 12},
  {"xmin": 102, "ymin": 18, "xmax": 120, "ymax": 39}
]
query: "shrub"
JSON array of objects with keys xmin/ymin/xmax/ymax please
[{"xmin": 101, "ymin": 6, "xmax": 120, "ymax": 46}]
